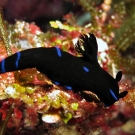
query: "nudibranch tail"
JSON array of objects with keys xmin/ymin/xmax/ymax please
[
  {"xmin": 0, "ymin": 59, "xmax": 6, "ymax": 73},
  {"xmin": 0, "ymin": 48, "xmax": 38, "ymax": 74}
]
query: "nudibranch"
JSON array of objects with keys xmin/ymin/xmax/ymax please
[{"xmin": 0, "ymin": 33, "xmax": 128, "ymax": 106}]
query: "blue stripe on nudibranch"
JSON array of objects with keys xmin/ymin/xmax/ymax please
[
  {"xmin": 109, "ymin": 89, "xmax": 118, "ymax": 101},
  {"xmin": 1, "ymin": 60, "xmax": 6, "ymax": 73},
  {"xmin": 83, "ymin": 66, "xmax": 89, "ymax": 72},
  {"xmin": 53, "ymin": 81, "xmax": 60, "ymax": 85},
  {"xmin": 55, "ymin": 47, "xmax": 62, "ymax": 57},
  {"xmin": 65, "ymin": 85, "xmax": 72, "ymax": 90},
  {"xmin": 15, "ymin": 52, "xmax": 21, "ymax": 69}
]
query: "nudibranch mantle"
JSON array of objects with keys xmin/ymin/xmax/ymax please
[{"xmin": 0, "ymin": 33, "xmax": 128, "ymax": 106}]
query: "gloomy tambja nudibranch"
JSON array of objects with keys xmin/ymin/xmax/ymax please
[{"xmin": 0, "ymin": 33, "xmax": 128, "ymax": 106}]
